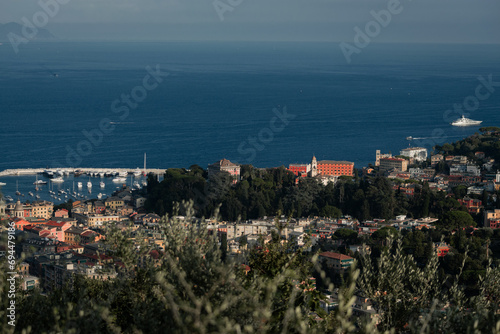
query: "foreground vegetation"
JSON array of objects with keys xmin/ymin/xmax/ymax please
[{"xmin": 1, "ymin": 204, "xmax": 499, "ymax": 333}]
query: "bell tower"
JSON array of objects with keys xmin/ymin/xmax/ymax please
[
  {"xmin": 0, "ymin": 197, "xmax": 6, "ymax": 218},
  {"xmin": 311, "ymin": 155, "xmax": 318, "ymax": 177}
]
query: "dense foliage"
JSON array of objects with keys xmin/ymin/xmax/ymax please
[
  {"xmin": 2, "ymin": 207, "xmax": 499, "ymax": 333},
  {"xmin": 145, "ymin": 165, "xmax": 475, "ymax": 222}
]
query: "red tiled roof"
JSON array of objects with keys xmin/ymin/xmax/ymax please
[
  {"xmin": 380, "ymin": 158, "xmax": 405, "ymax": 162},
  {"xmin": 210, "ymin": 159, "xmax": 239, "ymax": 168},
  {"xmin": 45, "ymin": 221, "xmax": 68, "ymax": 227},
  {"xmin": 319, "ymin": 252, "xmax": 353, "ymax": 261},
  {"xmin": 318, "ymin": 160, "xmax": 354, "ymax": 165}
]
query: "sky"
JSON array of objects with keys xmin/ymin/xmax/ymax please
[{"xmin": 1, "ymin": 0, "xmax": 499, "ymax": 43}]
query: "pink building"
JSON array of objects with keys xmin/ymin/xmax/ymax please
[
  {"xmin": 208, "ymin": 159, "xmax": 241, "ymax": 184},
  {"xmin": 54, "ymin": 209, "xmax": 69, "ymax": 218},
  {"xmin": 25, "ymin": 221, "xmax": 73, "ymax": 242}
]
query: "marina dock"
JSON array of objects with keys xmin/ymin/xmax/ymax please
[{"xmin": 0, "ymin": 168, "xmax": 166, "ymax": 177}]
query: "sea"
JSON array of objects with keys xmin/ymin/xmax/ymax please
[{"xmin": 1, "ymin": 41, "xmax": 500, "ymax": 202}]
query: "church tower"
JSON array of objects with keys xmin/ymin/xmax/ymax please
[
  {"xmin": 0, "ymin": 197, "xmax": 6, "ymax": 218},
  {"xmin": 310, "ymin": 155, "xmax": 318, "ymax": 177},
  {"xmin": 14, "ymin": 199, "xmax": 24, "ymax": 218}
]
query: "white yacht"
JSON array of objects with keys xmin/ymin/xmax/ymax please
[
  {"xmin": 133, "ymin": 168, "xmax": 142, "ymax": 177},
  {"xmin": 100, "ymin": 181, "xmax": 105, "ymax": 188},
  {"xmin": 87, "ymin": 180, "xmax": 92, "ymax": 189},
  {"xmin": 52, "ymin": 177, "xmax": 64, "ymax": 183},
  {"xmin": 451, "ymin": 115, "xmax": 482, "ymax": 127},
  {"xmin": 77, "ymin": 182, "xmax": 83, "ymax": 188}
]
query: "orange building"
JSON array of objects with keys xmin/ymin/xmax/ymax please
[
  {"xmin": 484, "ymin": 209, "xmax": 500, "ymax": 229},
  {"xmin": 317, "ymin": 160, "xmax": 354, "ymax": 177},
  {"xmin": 434, "ymin": 242, "xmax": 450, "ymax": 257},
  {"xmin": 288, "ymin": 164, "xmax": 310, "ymax": 177}
]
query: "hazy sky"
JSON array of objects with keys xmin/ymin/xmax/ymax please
[{"xmin": 1, "ymin": 0, "xmax": 499, "ymax": 43}]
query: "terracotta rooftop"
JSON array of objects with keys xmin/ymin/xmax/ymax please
[
  {"xmin": 210, "ymin": 159, "xmax": 239, "ymax": 168},
  {"xmin": 319, "ymin": 252, "xmax": 354, "ymax": 261},
  {"xmin": 318, "ymin": 160, "xmax": 354, "ymax": 165}
]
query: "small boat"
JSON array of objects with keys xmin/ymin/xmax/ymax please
[
  {"xmin": 35, "ymin": 195, "xmax": 40, "ymax": 199},
  {"xmin": 28, "ymin": 192, "xmax": 34, "ymax": 197},
  {"xmin": 5, "ymin": 196, "xmax": 14, "ymax": 202},
  {"xmin": 77, "ymin": 182, "xmax": 83, "ymax": 188},
  {"xmin": 87, "ymin": 180, "xmax": 92, "ymax": 188},
  {"xmin": 0, "ymin": 182, "xmax": 6, "ymax": 186},
  {"xmin": 52, "ymin": 177, "xmax": 64, "ymax": 183},
  {"xmin": 112, "ymin": 177, "xmax": 127, "ymax": 183},
  {"xmin": 119, "ymin": 171, "xmax": 128, "ymax": 177},
  {"xmin": 100, "ymin": 181, "xmax": 105, "ymax": 188},
  {"xmin": 133, "ymin": 168, "xmax": 142, "ymax": 177},
  {"xmin": 97, "ymin": 193, "xmax": 103, "ymax": 200},
  {"xmin": 451, "ymin": 115, "xmax": 482, "ymax": 127}
]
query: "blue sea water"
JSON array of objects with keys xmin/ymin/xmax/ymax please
[{"xmin": 1, "ymin": 41, "xmax": 500, "ymax": 179}]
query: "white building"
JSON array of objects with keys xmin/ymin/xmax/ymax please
[
  {"xmin": 400, "ymin": 147, "xmax": 427, "ymax": 162},
  {"xmin": 450, "ymin": 164, "xmax": 481, "ymax": 177}
]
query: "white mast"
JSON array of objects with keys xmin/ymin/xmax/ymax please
[{"xmin": 143, "ymin": 153, "xmax": 147, "ymax": 176}]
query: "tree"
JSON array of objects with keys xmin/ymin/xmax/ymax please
[
  {"xmin": 439, "ymin": 211, "xmax": 476, "ymax": 229},
  {"xmin": 333, "ymin": 228, "xmax": 358, "ymax": 244},
  {"xmin": 372, "ymin": 226, "xmax": 398, "ymax": 240},
  {"xmin": 358, "ymin": 237, "xmax": 441, "ymax": 331},
  {"xmin": 238, "ymin": 235, "xmax": 248, "ymax": 249},
  {"xmin": 441, "ymin": 143, "xmax": 454, "ymax": 154},
  {"xmin": 320, "ymin": 205, "xmax": 342, "ymax": 218}
]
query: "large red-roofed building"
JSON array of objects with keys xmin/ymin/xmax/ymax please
[{"xmin": 319, "ymin": 251, "xmax": 354, "ymax": 273}]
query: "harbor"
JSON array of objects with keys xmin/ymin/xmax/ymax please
[
  {"xmin": 0, "ymin": 168, "xmax": 166, "ymax": 205},
  {"xmin": 0, "ymin": 168, "xmax": 166, "ymax": 177}
]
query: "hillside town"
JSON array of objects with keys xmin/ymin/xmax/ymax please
[{"xmin": 2, "ymin": 131, "xmax": 500, "ymax": 326}]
